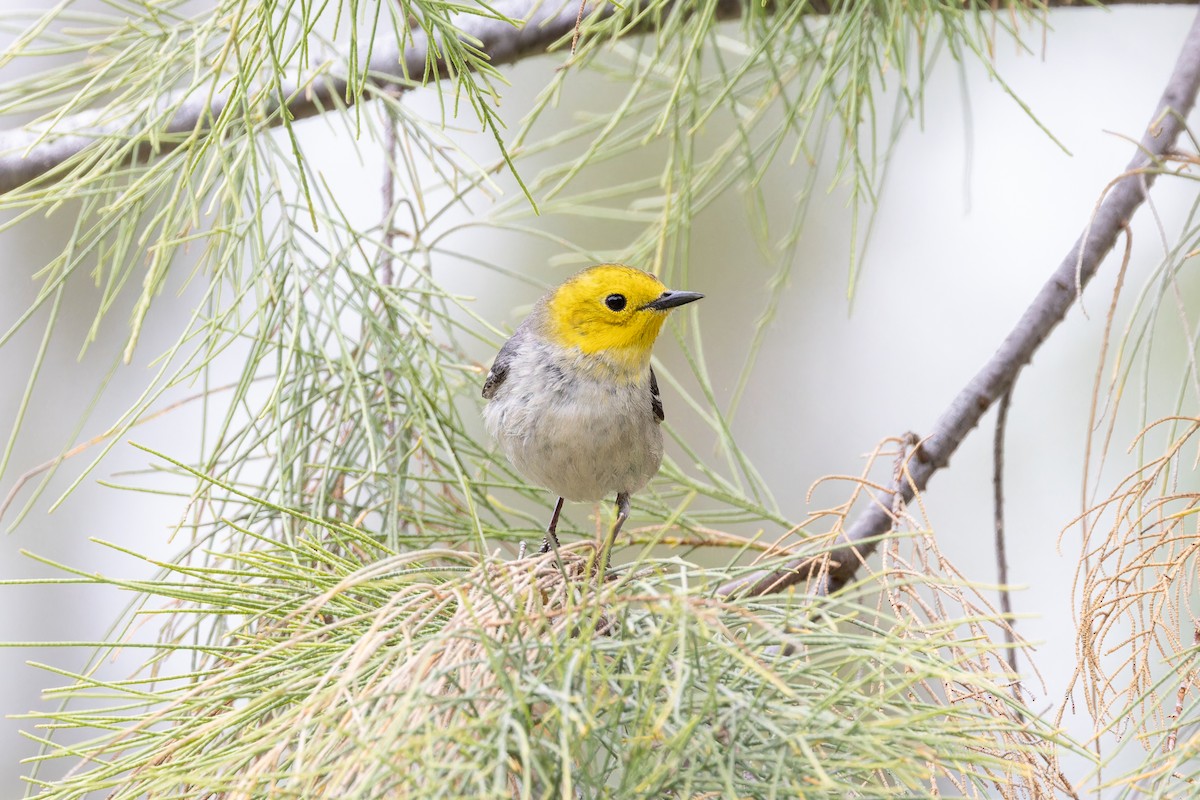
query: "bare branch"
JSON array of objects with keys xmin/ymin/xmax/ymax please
[
  {"xmin": 720, "ymin": 5, "xmax": 1200, "ymax": 600},
  {"xmin": 994, "ymin": 388, "xmax": 1017, "ymax": 675}
]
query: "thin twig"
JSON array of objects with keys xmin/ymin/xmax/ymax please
[
  {"xmin": 379, "ymin": 87, "xmax": 403, "ymax": 288},
  {"xmin": 993, "ymin": 387, "xmax": 1017, "ymax": 675},
  {"xmin": 892, "ymin": 432, "xmax": 918, "ymax": 522},
  {"xmin": 720, "ymin": 6, "xmax": 1200, "ymax": 599},
  {"xmin": 571, "ymin": 0, "xmax": 587, "ymax": 54}
]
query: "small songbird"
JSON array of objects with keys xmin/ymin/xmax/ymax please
[{"xmin": 482, "ymin": 264, "xmax": 704, "ymax": 571}]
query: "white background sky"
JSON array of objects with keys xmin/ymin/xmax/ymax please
[{"xmin": 2, "ymin": 3, "xmax": 1199, "ymax": 795}]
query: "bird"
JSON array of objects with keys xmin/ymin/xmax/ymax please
[{"xmin": 482, "ymin": 264, "xmax": 703, "ymax": 574}]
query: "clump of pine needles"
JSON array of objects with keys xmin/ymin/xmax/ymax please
[{"xmin": 16, "ymin": 516, "xmax": 1082, "ymax": 799}]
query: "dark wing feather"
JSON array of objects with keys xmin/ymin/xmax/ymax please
[
  {"xmin": 482, "ymin": 334, "xmax": 521, "ymax": 399},
  {"xmin": 650, "ymin": 367, "xmax": 664, "ymax": 423}
]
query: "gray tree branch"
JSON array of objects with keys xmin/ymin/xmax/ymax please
[
  {"xmin": 0, "ymin": 0, "xmax": 1194, "ymax": 195},
  {"xmin": 719, "ymin": 4, "xmax": 1200, "ymax": 599}
]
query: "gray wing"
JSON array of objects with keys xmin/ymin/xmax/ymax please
[
  {"xmin": 650, "ymin": 367, "xmax": 664, "ymax": 423},
  {"xmin": 482, "ymin": 333, "xmax": 522, "ymax": 399}
]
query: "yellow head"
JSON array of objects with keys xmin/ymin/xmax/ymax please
[{"xmin": 544, "ymin": 265, "xmax": 703, "ymax": 372}]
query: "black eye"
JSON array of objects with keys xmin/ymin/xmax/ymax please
[{"xmin": 604, "ymin": 293, "xmax": 627, "ymax": 312}]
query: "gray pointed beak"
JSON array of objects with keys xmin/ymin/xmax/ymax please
[{"xmin": 643, "ymin": 290, "xmax": 704, "ymax": 311}]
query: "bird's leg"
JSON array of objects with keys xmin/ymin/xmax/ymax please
[
  {"xmin": 539, "ymin": 496, "xmax": 565, "ymax": 554},
  {"xmin": 595, "ymin": 492, "xmax": 631, "ymax": 578}
]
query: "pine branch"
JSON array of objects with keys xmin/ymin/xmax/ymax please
[
  {"xmin": 0, "ymin": 0, "xmax": 1192, "ymax": 196},
  {"xmin": 719, "ymin": 4, "xmax": 1200, "ymax": 599}
]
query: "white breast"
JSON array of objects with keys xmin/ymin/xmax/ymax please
[{"xmin": 483, "ymin": 341, "xmax": 664, "ymax": 502}]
